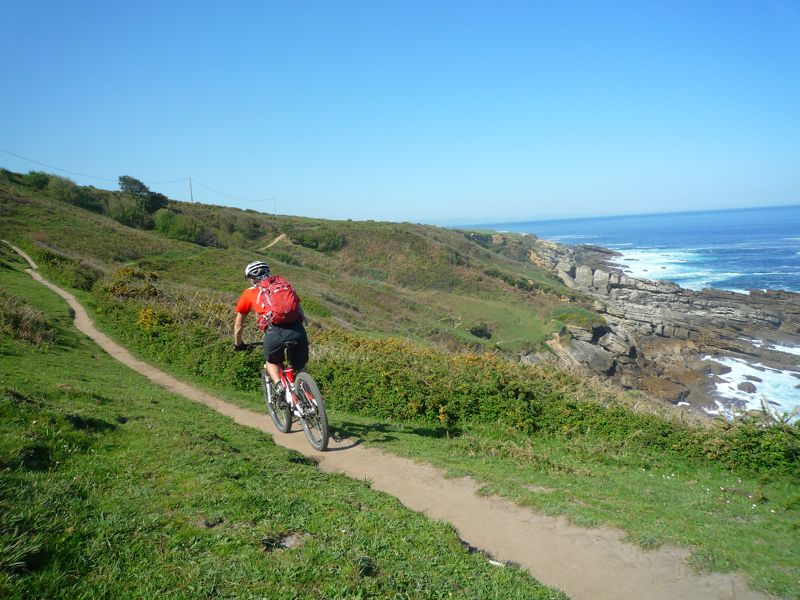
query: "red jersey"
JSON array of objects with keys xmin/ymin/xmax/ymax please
[{"xmin": 235, "ymin": 287, "xmax": 264, "ymax": 316}]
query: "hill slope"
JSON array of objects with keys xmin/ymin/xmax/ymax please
[{"xmin": 0, "ymin": 168, "xmax": 586, "ymax": 354}]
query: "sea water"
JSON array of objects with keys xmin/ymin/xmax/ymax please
[
  {"xmin": 485, "ymin": 205, "xmax": 800, "ymax": 293},
  {"xmin": 480, "ymin": 205, "xmax": 800, "ymax": 418}
]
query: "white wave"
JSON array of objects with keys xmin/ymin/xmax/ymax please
[
  {"xmin": 773, "ymin": 344, "xmax": 800, "ymax": 357},
  {"xmin": 702, "ymin": 356, "xmax": 800, "ymax": 420},
  {"xmin": 741, "ymin": 339, "xmax": 800, "ymax": 357},
  {"xmin": 549, "ymin": 235, "xmax": 598, "ymax": 241},
  {"xmin": 610, "ymin": 248, "xmax": 747, "ymax": 290},
  {"xmin": 751, "ymin": 271, "xmax": 800, "ymax": 276}
]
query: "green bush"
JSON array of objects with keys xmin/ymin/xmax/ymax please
[
  {"xmin": 469, "ymin": 323, "xmax": 492, "ymax": 339},
  {"xmin": 108, "ymin": 196, "xmax": 149, "ymax": 228},
  {"xmin": 36, "ymin": 249, "xmax": 102, "ymax": 291},
  {"xmin": 309, "ymin": 329, "xmax": 800, "ymax": 476},
  {"xmin": 153, "ymin": 209, "xmax": 222, "ymax": 247},
  {"xmin": 0, "ymin": 168, "xmax": 21, "ymax": 184},
  {"xmin": 0, "ymin": 293, "xmax": 56, "ymax": 347},
  {"xmin": 266, "ymin": 251, "xmax": 301, "ymax": 267},
  {"xmin": 100, "ymin": 267, "xmax": 159, "ymax": 299},
  {"xmin": 287, "ymin": 227, "xmax": 345, "ymax": 252},
  {"xmin": 21, "ymin": 171, "xmax": 50, "ymax": 190},
  {"xmin": 46, "ymin": 176, "xmax": 103, "ymax": 212},
  {"xmin": 89, "ymin": 285, "xmax": 800, "ymax": 477}
]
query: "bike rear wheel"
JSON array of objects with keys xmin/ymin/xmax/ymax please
[
  {"xmin": 295, "ymin": 372, "xmax": 329, "ymax": 451},
  {"xmin": 263, "ymin": 373, "xmax": 291, "ymax": 433}
]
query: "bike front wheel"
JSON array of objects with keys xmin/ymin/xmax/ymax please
[
  {"xmin": 294, "ymin": 372, "xmax": 329, "ymax": 451},
  {"xmin": 263, "ymin": 373, "xmax": 292, "ymax": 433}
]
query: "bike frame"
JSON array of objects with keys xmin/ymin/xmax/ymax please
[
  {"xmin": 271, "ymin": 345, "xmax": 315, "ymax": 415},
  {"xmin": 275, "ymin": 363, "xmax": 300, "ymax": 412}
]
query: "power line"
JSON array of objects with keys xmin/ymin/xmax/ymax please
[
  {"xmin": 191, "ymin": 179, "xmax": 275, "ymax": 204},
  {"xmin": 0, "ymin": 147, "xmax": 277, "ymax": 208},
  {"xmin": 1, "ymin": 148, "xmax": 118, "ymax": 182},
  {"xmin": 0, "ymin": 148, "xmax": 189, "ymax": 185}
]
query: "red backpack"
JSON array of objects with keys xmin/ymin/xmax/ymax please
[{"xmin": 255, "ymin": 276, "xmax": 301, "ymax": 330}]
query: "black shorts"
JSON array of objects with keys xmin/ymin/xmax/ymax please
[{"xmin": 263, "ymin": 321, "xmax": 308, "ymax": 370}]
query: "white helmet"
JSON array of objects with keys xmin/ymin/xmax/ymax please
[{"xmin": 244, "ymin": 260, "xmax": 270, "ymax": 280}]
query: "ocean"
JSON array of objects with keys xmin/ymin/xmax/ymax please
[
  {"xmin": 484, "ymin": 204, "xmax": 800, "ymax": 293},
  {"xmin": 480, "ymin": 204, "xmax": 800, "ymax": 418}
]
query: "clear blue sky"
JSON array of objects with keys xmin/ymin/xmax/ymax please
[{"xmin": 1, "ymin": 1, "xmax": 798, "ymax": 224}]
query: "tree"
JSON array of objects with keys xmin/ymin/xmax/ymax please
[
  {"xmin": 118, "ymin": 175, "xmax": 150, "ymax": 199},
  {"xmin": 144, "ymin": 191, "xmax": 168, "ymax": 213},
  {"xmin": 118, "ymin": 175, "xmax": 168, "ymax": 214}
]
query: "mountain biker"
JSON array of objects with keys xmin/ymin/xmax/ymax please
[{"xmin": 233, "ymin": 260, "xmax": 308, "ymax": 396}]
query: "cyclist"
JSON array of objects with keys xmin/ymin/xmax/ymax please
[{"xmin": 233, "ymin": 260, "xmax": 308, "ymax": 396}]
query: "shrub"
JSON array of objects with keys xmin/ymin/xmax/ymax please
[
  {"xmin": 288, "ymin": 227, "xmax": 345, "ymax": 252},
  {"xmin": 36, "ymin": 249, "xmax": 102, "ymax": 291},
  {"xmin": 469, "ymin": 323, "xmax": 492, "ymax": 339},
  {"xmin": 22, "ymin": 171, "xmax": 50, "ymax": 190},
  {"xmin": 46, "ymin": 176, "xmax": 103, "ymax": 212},
  {"xmin": 153, "ymin": 209, "xmax": 221, "ymax": 247},
  {"xmin": 0, "ymin": 292, "xmax": 56, "ymax": 347},
  {"xmin": 101, "ymin": 267, "xmax": 159, "ymax": 299},
  {"xmin": 88, "ymin": 284, "xmax": 800, "ymax": 477},
  {"xmin": 108, "ymin": 196, "xmax": 149, "ymax": 228},
  {"xmin": 266, "ymin": 251, "xmax": 301, "ymax": 267},
  {"xmin": 0, "ymin": 168, "xmax": 19, "ymax": 183}
]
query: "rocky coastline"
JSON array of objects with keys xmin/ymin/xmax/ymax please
[{"xmin": 528, "ymin": 240, "xmax": 800, "ymax": 418}]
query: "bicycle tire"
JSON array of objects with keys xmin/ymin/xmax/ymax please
[
  {"xmin": 295, "ymin": 372, "xmax": 329, "ymax": 451},
  {"xmin": 263, "ymin": 372, "xmax": 291, "ymax": 433}
]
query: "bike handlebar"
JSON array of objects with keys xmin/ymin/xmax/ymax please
[{"xmin": 233, "ymin": 342, "xmax": 262, "ymax": 352}]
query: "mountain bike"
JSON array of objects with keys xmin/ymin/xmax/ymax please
[{"xmin": 243, "ymin": 341, "xmax": 329, "ymax": 451}]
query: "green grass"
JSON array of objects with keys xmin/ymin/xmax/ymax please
[
  {"xmin": 329, "ymin": 416, "xmax": 800, "ymax": 598},
  {"xmin": 0, "ymin": 261, "xmax": 565, "ymax": 598},
  {"xmin": 4, "ymin": 172, "xmax": 800, "ymax": 597},
  {"xmin": 60, "ymin": 271, "xmax": 800, "ymax": 597},
  {"xmin": 55, "ymin": 274, "xmax": 798, "ymax": 596},
  {"xmin": 0, "ymin": 172, "xmax": 578, "ymax": 354},
  {"xmin": 421, "ymin": 291, "xmax": 559, "ymax": 351}
]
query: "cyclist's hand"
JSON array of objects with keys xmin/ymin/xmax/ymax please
[{"xmin": 233, "ymin": 343, "xmax": 247, "ymax": 352}]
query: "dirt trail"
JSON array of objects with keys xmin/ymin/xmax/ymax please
[
  {"xmin": 7, "ymin": 241, "xmax": 769, "ymax": 600},
  {"xmin": 258, "ymin": 233, "xmax": 287, "ymax": 250}
]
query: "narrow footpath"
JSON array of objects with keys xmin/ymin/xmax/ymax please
[{"xmin": 8, "ymin": 241, "xmax": 770, "ymax": 600}]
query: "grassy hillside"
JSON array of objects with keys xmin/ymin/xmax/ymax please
[
  {"xmin": 0, "ymin": 246, "xmax": 564, "ymax": 599},
  {"xmin": 3, "ymin": 169, "xmax": 799, "ymax": 597},
  {"xmin": 0, "ymin": 168, "xmax": 580, "ymax": 353}
]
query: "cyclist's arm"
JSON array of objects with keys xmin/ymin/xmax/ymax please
[
  {"xmin": 299, "ymin": 306, "xmax": 307, "ymax": 326},
  {"xmin": 233, "ymin": 311, "xmax": 247, "ymax": 346}
]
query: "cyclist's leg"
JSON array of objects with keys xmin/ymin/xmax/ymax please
[
  {"xmin": 284, "ymin": 322, "xmax": 309, "ymax": 370},
  {"xmin": 262, "ymin": 326, "xmax": 286, "ymax": 384}
]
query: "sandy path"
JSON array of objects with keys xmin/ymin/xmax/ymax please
[
  {"xmin": 258, "ymin": 233, "xmax": 287, "ymax": 250},
  {"xmin": 7, "ymin": 241, "xmax": 769, "ymax": 600}
]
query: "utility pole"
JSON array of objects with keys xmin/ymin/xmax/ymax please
[{"xmin": 189, "ymin": 177, "xmax": 194, "ymax": 203}]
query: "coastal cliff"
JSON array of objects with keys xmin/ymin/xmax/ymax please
[{"xmin": 529, "ymin": 240, "xmax": 800, "ymax": 416}]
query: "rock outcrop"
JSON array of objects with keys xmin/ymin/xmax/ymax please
[{"xmin": 530, "ymin": 240, "xmax": 800, "ymax": 415}]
